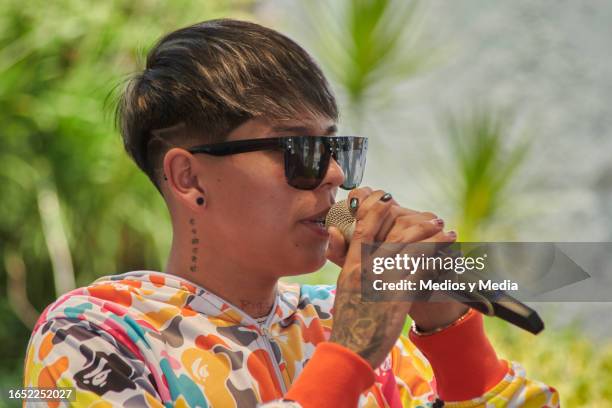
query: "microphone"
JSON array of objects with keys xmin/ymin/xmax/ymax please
[{"xmin": 325, "ymin": 199, "xmax": 545, "ymax": 335}]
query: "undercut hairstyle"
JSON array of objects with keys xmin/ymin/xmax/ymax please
[{"xmin": 116, "ymin": 19, "xmax": 338, "ymax": 192}]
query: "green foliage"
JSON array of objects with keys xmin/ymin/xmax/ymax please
[
  {"xmin": 437, "ymin": 107, "xmax": 531, "ymax": 240},
  {"xmin": 303, "ymin": 0, "xmax": 432, "ymax": 129},
  {"xmin": 484, "ymin": 316, "xmax": 612, "ymax": 407}
]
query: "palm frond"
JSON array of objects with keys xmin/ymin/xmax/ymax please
[
  {"xmin": 441, "ymin": 106, "xmax": 532, "ymax": 240},
  {"xmin": 303, "ymin": 0, "xmax": 431, "ymax": 129}
]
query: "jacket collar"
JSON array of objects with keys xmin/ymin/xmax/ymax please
[{"xmin": 100, "ymin": 270, "xmax": 301, "ymax": 327}]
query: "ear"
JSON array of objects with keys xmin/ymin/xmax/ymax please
[{"xmin": 163, "ymin": 147, "xmax": 206, "ymax": 210}]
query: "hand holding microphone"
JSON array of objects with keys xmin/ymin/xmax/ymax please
[
  {"xmin": 326, "ymin": 188, "xmax": 467, "ymax": 368},
  {"xmin": 326, "ymin": 189, "xmax": 544, "ymax": 336}
]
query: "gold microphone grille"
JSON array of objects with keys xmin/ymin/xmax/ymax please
[{"xmin": 324, "ymin": 200, "xmax": 356, "ymax": 241}]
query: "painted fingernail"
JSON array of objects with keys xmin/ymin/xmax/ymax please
[
  {"xmin": 380, "ymin": 193, "xmax": 393, "ymax": 202},
  {"xmin": 447, "ymin": 230, "xmax": 457, "ymax": 239},
  {"xmin": 349, "ymin": 197, "xmax": 359, "ymax": 210},
  {"xmin": 430, "ymin": 218, "xmax": 444, "ymax": 227}
]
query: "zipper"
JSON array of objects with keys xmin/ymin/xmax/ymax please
[
  {"xmin": 214, "ymin": 290, "xmax": 288, "ymax": 395},
  {"xmin": 258, "ymin": 322, "xmax": 288, "ymax": 394}
]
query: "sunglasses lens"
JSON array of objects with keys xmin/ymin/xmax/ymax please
[
  {"xmin": 284, "ymin": 137, "xmax": 367, "ymax": 190},
  {"xmin": 285, "ymin": 138, "xmax": 330, "ymax": 190},
  {"xmin": 335, "ymin": 137, "xmax": 367, "ymax": 190}
]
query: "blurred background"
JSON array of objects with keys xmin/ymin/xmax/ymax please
[{"xmin": 1, "ymin": 0, "xmax": 611, "ymax": 406}]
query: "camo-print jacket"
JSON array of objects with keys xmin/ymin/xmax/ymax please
[{"xmin": 24, "ymin": 271, "xmax": 559, "ymax": 407}]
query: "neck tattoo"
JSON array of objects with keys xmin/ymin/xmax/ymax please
[{"xmin": 189, "ymin": 218, "xmax": 198, "ymax": 273}]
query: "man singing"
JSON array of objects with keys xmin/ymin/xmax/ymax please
[{"xmin": 24, "ymin": 19, "xmax": 558, "ymax": 407}]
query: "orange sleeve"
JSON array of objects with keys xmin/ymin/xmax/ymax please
[
  {"xmin": 408, "ymin": 309, "xmax": 508, "ymax": 401},
  {"xmin": 284, "ymin": 341, "xmax": 375, "ymax": 408}
]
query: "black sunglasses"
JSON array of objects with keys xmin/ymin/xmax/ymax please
[{"xmin": 188, "ymin": 136, "xmax": 368, "ymax": 190}]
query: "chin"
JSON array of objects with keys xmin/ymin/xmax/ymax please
[{"xmin": 279, "ymin": 250, "xmax": 328, "ymax": 277}]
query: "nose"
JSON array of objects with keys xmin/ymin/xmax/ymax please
[{"xmin": 319, "ymin": 157, "xmax": 345, "ymax": 189}]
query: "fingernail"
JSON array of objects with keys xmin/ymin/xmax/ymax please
[
  {"xmin": 380, "ymin": 193, "xmax": 393, "ymax": 202},
  {"xmin": 430, "ymin": 218, "xmax": 444, "ymax": 227},
  {"xmin": 349, "ymin": 197, "xmax": 359, "ymax": 210},
  {"xmin": 447, "ymin": 230, "xmax": 457, "ymax": 239}
]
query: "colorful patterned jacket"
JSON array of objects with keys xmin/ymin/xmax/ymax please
[{"xmin": 24, "ymin": 271, "xmax": 559, "ymax": 407}]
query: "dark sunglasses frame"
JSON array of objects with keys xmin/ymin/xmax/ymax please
[{"xmin": 188, "ymin": 136, "xmax": 368, "ymax": 190}]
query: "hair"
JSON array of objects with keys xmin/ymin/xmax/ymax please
[{"xmin": 116, "ymin": 18, "xmax": 338, "ymax": 192}]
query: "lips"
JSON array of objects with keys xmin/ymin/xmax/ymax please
[
  {"xmin": 303, "ymin": 218, "xmax": 326, "ymax": 228},
  {"xmin": 299, "ymin": 206, "xmax": 333, "ymax": 238},
  {"xmin": 301, "ymin": 206, "xmax": 332, "ymax": 225}
]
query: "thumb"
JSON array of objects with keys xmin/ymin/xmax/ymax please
[{"xmin": 326, "ymin": 226, "xmax": 348, "ymax": 267}]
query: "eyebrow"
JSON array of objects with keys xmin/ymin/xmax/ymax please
[{"xmin": 271, "ymin": 124, "xmax": 338, "ymax": 136}]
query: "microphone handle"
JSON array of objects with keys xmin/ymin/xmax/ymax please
[
  {"xmin": 436, "ymin": 247, "xmax": 545, "ymax": 334},
  {"xmin": 446, "ymin": 287, "xmax": 544, "ymax": 335}
]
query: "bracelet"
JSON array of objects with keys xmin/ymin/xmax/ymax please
[{"xmin": 411, "ymin": 308, "xmax": 474, "ymax": 337}]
